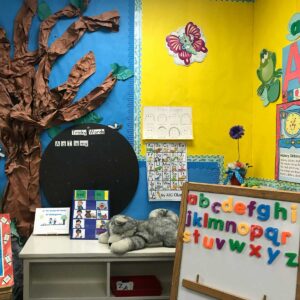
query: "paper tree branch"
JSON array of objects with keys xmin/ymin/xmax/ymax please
[
  {"xmin": 51, "ymin": 51, "xmax": 96, "ymax": 107},
  {"xmin": 13, "ymin": 0, "xmax": 37, "ymax": 59},
  {"xmin": 54, "ymin": 72, "xmax": 117, "ymax": 125},
  {"xmin": 38, "ymin": 5, "xmax": 80, "ymax": 54},
  {"xmin": 0, "ymin": 1, "xmax": 122, "ymax": 237},
  {"xmin": 0, "ymin": 28, "xmax": 11, "ymax": 67}
]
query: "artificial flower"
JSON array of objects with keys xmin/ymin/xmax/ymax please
[{"xmin": 229, "ymin": 125, "xmax": 245, "ymax": 140}]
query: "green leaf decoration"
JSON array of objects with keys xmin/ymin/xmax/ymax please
[
  {"xmin": 274, "ymin": 68, "xmax": 283, "ymax": 78},
  {"xmin": 267, "ymin": 79, "xmax": 280, "ymax": 103},
  {"xmin": 10, "ymin": 218, "xmax": 25, "ymax": 246},
  {"xmin": 70, "ymin": 0, "xmax": 88, "ymax": 12},
  {"xmin": 257, "ymin": 84, "xmax": 264, "ymax": 97},
  {"xmin": 47, "ymin": 126, "xmax": 63, "ymax": 139},
  {"xmin": 74, "ymin": 111, "xmax": 103, "ymax": 125},
  {"xmin": 38, "ymin": 1, "xmax": 52, "ymax": 21},
  {"xmin": 111, "ymin": 63, "xmax": 134, "ymax": 81}
]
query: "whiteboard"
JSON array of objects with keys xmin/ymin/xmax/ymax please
[{"xmin": 170, "ymin": 183, "xmax": 300, "ymax": 300}]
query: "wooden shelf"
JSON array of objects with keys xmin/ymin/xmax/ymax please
[{"xmin": 20, "ymin": 235, "xmax": 175, "ymax": 300}]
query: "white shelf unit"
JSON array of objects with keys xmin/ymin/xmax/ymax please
[{"xmin": 20, "ymin": 235, "xmax": 175, "ymax": 300}]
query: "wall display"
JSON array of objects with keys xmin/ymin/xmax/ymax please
[
  {"xmin": 282, "ymin": 40, "xmax": 300, "ymax": 102},
  {"xmin": 171, "ymin": 183, "xmax": 300, "ymax": 300},
  {"xmin": 40, "ymin": 124, "xmax": 139, "ymax": 217},
  {"xmin": 257, "ymin": 49, "xmax": 282, "ymax": 106},
  {"xmin": 166, "ymin": 22, "xmax": 208, "ymax": 66},
  {"xmin": 0, "ymin": 214, "xmax": 14, "ymax": 288},
  {"xmin": 33, "ymin": 208, "xmax": 70, "ymax": 235},
  {"xmin": 143, "ymin": 106, "xmax": 193, "ymax": 140},
  {"xmin": 146, "ymin": 143, "xmax": 187, "ymax": 201},
  {"xmin": 71, "ymin": 189, "xmax": 109, "ymax": 240},
  {"xmin": 287, "ymin": 13, "xmax": 300, "ymax": 41},
  {"xmin": 275, "ymin": 101, "xmax": 300, "ymax": 183},
  {"xmin": 0, "ymin": 0, "xmax": 135, "ymax": 237}
]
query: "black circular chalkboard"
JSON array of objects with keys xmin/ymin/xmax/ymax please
[{"xmin": 40, "ymin": 124, "xmax": 139, "ymax": 216}]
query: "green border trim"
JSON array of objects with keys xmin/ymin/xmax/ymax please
[
  {"xmin": 134, "ymin": 0, "xmax": 142, "ymax": 159},
  {"xmin": 246, "ymin": 177, "xmax": 300, "ymax": 191},
  {"xmin": 213, "ymin": 0, "xmax": 254, "ymax": 2}
]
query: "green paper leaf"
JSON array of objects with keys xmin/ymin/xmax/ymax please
[
  {"xmin": 110, "ymin": 63, "xmax": 134, "ymax": 81},
  {"xmin": 47, "ymin": 126, "xmax": 63, "ymax": 139},
  {"xmin": 257, "ymin": 84, "xmax": 264, "ymax": 97},
  {"xmin": 38, "ymin": 1, "xmax": 52, "ymax": 21},
  {"xmin": 74, "ymin": 111, "xmax": 102, "ymax": 125},
  {"xmin": 267, "ymin": 79, "xmax": 280, "ymax": 103},
  {"xmin": 70, "ymin": 0, "xmax": 87, "ymax": 12},
  {"xmin": 10, "ymin": 218, "xmax": 24, "ymax": 246},
  {"xmin": 110, "ymin": 63, "xmax": 119, "ymax": 73}
]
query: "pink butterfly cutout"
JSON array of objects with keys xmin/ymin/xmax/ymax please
[{"xmin": 166, "ymin": 22, "xmax": 208, "ymax": 65}]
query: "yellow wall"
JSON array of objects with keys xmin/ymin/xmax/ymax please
[
  {"xmin": 141, "ymin": 0, "xmax": 254, "ymax": 169},
  {"xmin": 142, "ymin": 0, "xmax": 300, "ymax": 180},
  {"xmin": 252, "ymin": 0, "xmax": 300, "ymax": 179}
]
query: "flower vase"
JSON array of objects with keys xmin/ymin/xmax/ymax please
[
  {"xmin": 230, "ymin": 173, "xmax": 244, "ymax": 186},
  {"xmin": 230, "ymin": 168, "xmax": 246, "ymax": 186}
]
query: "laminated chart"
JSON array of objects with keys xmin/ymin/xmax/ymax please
[
  {"xmin": 71, "ymin": 190, "xmax": 109, "ymax": 239},
  {"xmin": 146, "ymin": 143, "xmax": 187, "ymax": 201}
]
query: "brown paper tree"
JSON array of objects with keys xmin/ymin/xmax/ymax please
[{"xmin": 0, "ymin": 0, "xmax": 121, "ymax": 237}]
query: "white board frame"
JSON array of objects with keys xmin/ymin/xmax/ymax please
[{"xmin": 170, "ymin": 183, "xmax": 300, "ymax": 300}]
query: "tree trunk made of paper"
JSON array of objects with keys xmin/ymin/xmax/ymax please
[{"xmin": 0, "ymin": 0, "xmax": 121, "ymax": 237}]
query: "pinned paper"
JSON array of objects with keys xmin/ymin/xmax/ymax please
[
  {"xmin": 143, "ymin": 106, "xmax": 193, "ymax": 140},
  {"xmin": 166, "ymin": 22, "xmax": 208, "ymax": 66}
]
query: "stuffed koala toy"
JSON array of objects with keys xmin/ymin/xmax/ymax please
[{"xmin": 99, "ymin": 209, "xmax": 179, "ymax": 254}]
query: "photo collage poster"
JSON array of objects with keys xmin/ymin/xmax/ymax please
[
  {"xmin": 146, "ymin": 142, "xmax": 188, "ymax": 201},
  {"xmin": 71, "ymin": 190, "xmax": 109, "ymax": 239}
]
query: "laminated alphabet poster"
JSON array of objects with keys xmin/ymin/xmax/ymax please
[
  {"xmin": 71, "ymin": 190, "xmax": 109, "ymax": 240},
  {"xmin": 171, "ymin": 183, "xmax": 300, "ymax": 300},
  {"xmin": 146, "ymin": 142, "xmax": 187, "ymax": 201}
]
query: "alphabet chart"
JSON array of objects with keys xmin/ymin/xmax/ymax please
[
  {"xmin": 146, "ymin": 142, "xmax": 187, "ymax": 201},
  {"xmin": 171, "ymin": 183, "xmax": 300, "ymax": 300}
]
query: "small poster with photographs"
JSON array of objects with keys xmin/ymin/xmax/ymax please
[
  {"xmin": 33, "ymin": 208, "xmax": 70, "ymax": 235},
  {"xmin": 71, "ymin": 189, "xmax": 109, "ymax": 239}
]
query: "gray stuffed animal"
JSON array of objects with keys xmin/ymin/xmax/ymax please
[{"xmin": 98, "ymin": 209, "xmax": 179, "ymax": 254}]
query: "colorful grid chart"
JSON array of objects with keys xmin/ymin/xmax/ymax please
[
  {"xmin": 146, "ymin": 142, "xmax": 187, "ymax": 201},
  {"xmin": 71, "ymin": 190, "xmax": 109, "ymax": 240}
]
